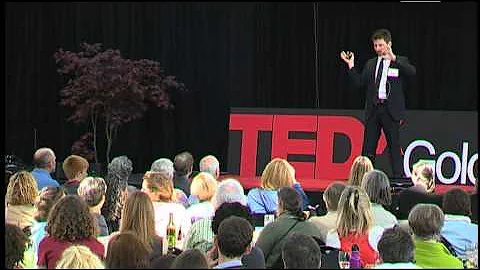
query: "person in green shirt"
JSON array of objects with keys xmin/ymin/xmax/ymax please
[{"xmin": 408, "ymin": 203, "xmax": 463, "ymax": 268}]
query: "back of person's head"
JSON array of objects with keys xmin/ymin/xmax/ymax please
[
  {"xmin": 142, "ymin": 170, "xmax": 174, "ymax": 202},
  {"xmin": 62, "ymin": 154, "xmax": 89, "ymax": 180},
  {"xmin": 120, "ymin": 190, "xmax": 157, "ymax": 253},
  {"xmin": 216, "ymin": 216, "xmax": 254, "ymax": 259},
  {"xmin": 33, "ymin": 147, "xmax": 56, "ymax": 170},
  {"xmin": 211, "ymin": 178, "xmax": 247, "ymax": 209},
  {"xmin": 211, "ymin": 202, "xmax": 254, "ymax": 235},
  {"xmin": 282, "ymin": 233, "xmax": 321, "ymax": 269},
  {"xmin": 336, "ymin": 186, "xmax": 373, "ymax": 237},
  {"xmin": 377, "ymin": 225, "xmax": 415, "ymax": 264},
  {"xmin": 34, "ymin": 186, "xmax": 66, "ymax": 222},
  {"xmin": 151, "ymin": 254, "xmax": 177, "ymax": 269},
  {"xmin": 348, "ymin": 156, "xmax": 374, "ymax": 186},
  {"xmin": 199, "ymin": 155, "xmax": 220, "ymax": 178},
  {"xmin": 106, "ymin": 231, "xmax": 151, "ymax": 269},
  {"xmin": 6, "ymin": 170, "xmax": 39, "ymax": 205},
  {"xmin": 408, "ymin": 203, "xmax": 444, "ymax": 240},
  {"xmin": 190, "ymin": 172, "xmax": 218, "ymax": 202},
  {"xmin": 174, "ymin": 151, "xmax": 194, "ymax": 177},
  {"xmin": 46, "ymin": 195, "xmax": 96, "ymax": 241},
  {"xmin": 77, "ymin": 177, "xmax": 107, "ymax": 208},
  {"xmin": 278, "ymin": 186, "xmax": 305, "ymax": 220},
  {"xmin": 371, "ymin": 28, "xmax": 392, "ymax": 43},
  {"xmin": 170, "ymin": 248, "xmax": 209, "ymax": 269},
  {"xmin": 442, "ymin": 188, "xmax": 472, "ymax": 216},
  {"xmin": 411, "ymin": 161, "xmax": 435, "ymax": 193},
  {"xmin": 260, "ymin": 158, "xmax": 295, "ymax": 190},
  {"xmin": 107, "ymin": 155, "xmax": 133, "ymax": 180},
  {"xmin": 150, "ymin": 158, "xmax": 175, "ymax": 180},
  {"xmin": 55, "ymin": 244, "xmax": 104, "ymax": 269},
  {"xmin": 5, "ymin": 223, "xmax": 29, "ymax": 269},
  {"xmin": 323, "ymin": 181, "xmax": 347, "ymax": 211},
  {"xmin": 361, "ymin": 169, "xmax": 392, "ymax": 207}
]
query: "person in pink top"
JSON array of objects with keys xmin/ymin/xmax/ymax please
[{"xmin": 37, "ymin": 195, "xmax": 104, "ymax": 268}]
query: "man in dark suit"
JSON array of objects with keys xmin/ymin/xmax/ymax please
[{"xmin": 340, "ymin": 28, "xmax": 416, "ymax": 178}]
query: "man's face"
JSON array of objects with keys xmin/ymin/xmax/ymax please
[{"xmin": 373, "ymin": 38, "xmax": 389, "ymax": 57}]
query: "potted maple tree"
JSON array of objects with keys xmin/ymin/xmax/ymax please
[{"xmin": 54, "ymin": 42, "xmax": 185, "ymax": 168}]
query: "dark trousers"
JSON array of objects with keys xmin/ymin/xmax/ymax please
[{"xmin": 362, "ymin": 104, "xmax": 403, "ymax": 178}]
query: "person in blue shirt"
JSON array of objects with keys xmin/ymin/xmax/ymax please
[{"xmin": 31, "ymin": 147, "xmax": 60, "ymax": 190}]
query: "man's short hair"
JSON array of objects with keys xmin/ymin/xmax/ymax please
[
  {"xmin": 377, "ymin": 225, "xmax": 415, "ymax": 263},
  {"xmin": 150, "ymin": 158, "xmax": 174, "ymax": 180},
  {"xmin": 217, "ymin": 216, "xmax": 253, "ymax": 259},
  {"xmin": 174, "ymin": 151, "xmax": 194, "ymax": 177},
  {"xmin": 33, "ymin": 147, "xmax": 55, "ymax": 169},
  {"xmin": 323, "ymin": 181, "xmax": 347, "ymax": 211},
  {"xmin": 371, "ymin": 28, "xmax": 392, "ymax": 43},
  {"xmin": 62, "ymin": 155, "xmax": 89, "ymax": 180},
  {"xmin": 77, "ymin": 177, "xmax": 107, "ymax": 207},
  {"xmin": 212, "ymin": 178, "xmax": 247, "ymax": 209},
  {"xmin": 199, "ymin": 155, "xmax": 220, "ymax": 178},
  {"xmin": 408, "ymin": 203, "xmax": 444, "ymax": 240},
  {"xmin": 442, "ymin": 188, "xmax": 472, "ymax": 216},
  {"xmin": 282, "ymin": 233, "xmax": 321, "ymax": 269}
]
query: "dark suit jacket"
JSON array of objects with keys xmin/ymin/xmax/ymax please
[
  {"xmin": 347, "ymin": 55, "xmax": 416, "ymax": 121},
  {"xmin": 391, "ymin": 186, "xmax": 443, "ymax": 220}
]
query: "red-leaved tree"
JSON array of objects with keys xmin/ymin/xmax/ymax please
[{"xmin": 54, "ymin": 43, "xmax": 185, "ymax": 164}]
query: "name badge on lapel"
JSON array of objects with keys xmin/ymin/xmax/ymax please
[{"xmin": 387, "ymin": 68, "xmax": 399, "ymax": 78}]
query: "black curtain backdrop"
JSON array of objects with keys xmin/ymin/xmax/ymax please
[{"xmin": 5, "ymin": 2, "xmax": 477, "ymax": 174}]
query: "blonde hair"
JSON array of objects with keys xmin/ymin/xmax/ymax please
[
  {"xmin": 120, "ymin": 191, "xmax": 158, "ymax": 253},
  {"xmin": 348, "ymin": 156, "xmax": 374, "ymax": 186},
  {"xmin": 55, "ymin": 245, "xmax": 104, "ymax": 269},
  {"xmin": 6, "ymin": 171, "xmax": 38, "ymax": 205},
  {"xmin": 336, "ymin": 186, "xmax": 374, "ymax": 237},
  {"xmin": 190, "ymin": 172, "xmax": 218, "ymax": 201},
  {"xmin": 412, "ymin": 161, "xmax": 435, "ymax": 193},
  {"xmin": 260, "ymin": 158, "xmax": 295, "ymax": 190},
  {"xmin": 142, "ymin": 171, "xmax": 175, "ymax": 202}
]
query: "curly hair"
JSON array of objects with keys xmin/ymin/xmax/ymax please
[
  {"xmin": 6, "ymin": 170, "xmax": 39, "ymax": 205},
  {"xmin": 56, "ymin": 244, "xmax": 104, "ymax": 269},
  {"xmin": 46, "ymin": 195, "xmax": 97, "ymax": 241},
  {"xmin": 142, "ymin": 170, "xmax": 175, "ymax": 202},
  {"xmin": 102, "ymin": 156, "xmax": 133, "ymax": 232},
  {"xmin": 5, "ymin": 223, "xmax": 30, "ymax": 269},
  {"xmin": 33, "ymin": 186, "xmax": 66, "ymax": 222}
]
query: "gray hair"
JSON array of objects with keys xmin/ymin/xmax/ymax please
[
  {"xmin": 150, "ymin": 158, "xmax": 174, "ymax": 180},
  {"xmin": 361, "ymin": 169, "xmax": 392, "ymax": 206},
  {"xmin": 408, "ymin": 203, "xmax": 445, "ymax": 240},
  {"xmin": 107, "ymin": 156, "xmax": 133, "ymax": 180},
  {"xmin": 199, "ymin": 155, "xmax": 220, "ymax": 178},
  {"xmin": 33, "ymin": 147, "xmax": 55, "ymax": 169},
  {"xmin": 212, "ymin": 178, "xmax": 247, "ymax": 209}
]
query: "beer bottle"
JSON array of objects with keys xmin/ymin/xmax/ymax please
[{"xmin": 166, "ymin": 212, "xmax": 176, "ymax": 252}]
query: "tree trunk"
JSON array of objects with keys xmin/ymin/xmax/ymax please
[{"xmin": 91, "ymin": 113, "xmax": 99, "ymax": 164}]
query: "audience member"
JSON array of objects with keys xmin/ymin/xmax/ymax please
[
  {"xmin": 255, "ymin": 187, "xmax": 322, "ymax": 268},
  {"xmin": 171, "ymin": 248, "xmax": 209, "ymax": 269},
  {"xmin": 441, "ymin": 188, "xmax": 478, "ymax": 257},
  {"xmin": 187, "ymin": 172, "xmax": 218, "ymax": 223},
  {"xmin": 31, "ymin": 147, "xmax": 60, "ymax": 190},
  {"xmin": 6, "ymin": 170, "xmax": 38, "ymax": 230},
  {"xmin": 151, "ymin": 253, "xmax": 177, "ymax": 269},
  {"xmin": 141, "ymin": 170, "xmax": 191, "ymax": 249},
  {"xmin": 55, "ymin": 244, "xmax": 105, "ymax": 269},
  {"xmin": 118, "ymin": 190, "xmax": 163, "ymax": 259},
  {"xmin": 209, "ymin": 202, "xmax": 265, "ymax": 269},
  {"xmin": 31, "ymin": 186, "xmax": 66, "ymax": 265},
  {"xmin": 393, "ymin": 160, "xmax": 442, "ymax": 220},
  {"xmin": 408, "ymin": 203, "xmax": 463, "ymax": 268},
  {"xmin": 310, "ymin": 181, "xmax": 346, "ymax": 243},
  {"xmin": 282, "ymin": 233, "xmax": 322, "ymax": 269},
  {"xmin": 5, "ymin": 223, "xmax": 30, "ymax": 269},
  {"xmin": 199, "ymin": 154, "xmax": 221, "ymax": 180},
  {"xmin": 183, "ymin": 178, "xmax": 247, "ymax": 253},
  {"xmin": 247, "ymin": 158, "xmax": 309, "ymax": 214},
  {"xmin": 375, "ymin": 225, "xmax": 420, "ymax": 269},
  {"xmin": 361, "ymin": 170, "xmax": 398, "ymax": 228},
  {"xmin": 214, "ymin": 216, "xmax": 254, "ymax": 269},
  {"xmin": 37, "ymin": 195, "xmax": 104, "ymax": 268},
  {"xmin": 174, "ymin": 151, "xmax": 194, "ymax": 197},
  {"xmin": 326, "ymin": 186, "xmax": 384, "ymax": 267},
  {"xmin": 105, "ymin": 231, "xmax": 151, "ymax": 269},
  {"xmin": 101, "ymin": 155, "xmax": 133, "ymax": 232},
  {"xmin": 77, "ymin": 176, "xmax": 109, "ymax": 236},
  {"xmin": 61, "ymin": 154, "xmax": 89, "ymax": 195},
  {"xmin": 347, "ymin": 156, "xmax": 374, "ymax": 187},
  {"xmin": 151, "ymin": 157, "xmax": 190, "ymax": 207}
]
